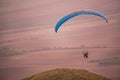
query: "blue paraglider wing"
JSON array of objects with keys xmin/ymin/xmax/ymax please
[{"xmin": 55, "ymin": 10, "xmax": 108, "ymax": 32}]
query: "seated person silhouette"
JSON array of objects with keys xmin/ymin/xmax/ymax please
[{"xmin": 83, "ymin": 51, "xmax": 88, "ymax": 58}]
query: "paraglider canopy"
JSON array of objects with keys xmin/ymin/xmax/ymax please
[{"xmin": 55, "ymin": 10, "xmax": 108, "ymax": 32}]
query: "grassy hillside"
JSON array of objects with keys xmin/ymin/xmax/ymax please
[{"xmin": 22, "ymin": 68, "xmax": 111, "ymax": 80}]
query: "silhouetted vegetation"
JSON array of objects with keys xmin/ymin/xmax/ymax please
[
  {"xmin": 0, "ymin": 47, "xmax": 26, "ymax": 57},
  {"xmin": 90, "ymin": 57, "xmax": 120, "ymax": 65},
  {"xmin": 22, "ymin": 68, "xmax": 111, "ymax": 80}
]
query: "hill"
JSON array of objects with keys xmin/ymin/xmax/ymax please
[{"xmin": 22, "ymin": 68, "xmax": 111, "ymax": 80}]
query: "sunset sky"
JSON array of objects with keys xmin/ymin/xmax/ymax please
[
  {"xmin": 0, "ymin": 1, "xmax": 120, "ymax": 80},
  {"xmin": 0, "ymin": 0, "xmax": 120, "ymax": 49}
]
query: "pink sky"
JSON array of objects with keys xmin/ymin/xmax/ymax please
[
  {"xmin": 0, "ymin": 1, "xmax": 120, "ymax": 80},
  {"xmin": 0, "ymin": 0, "xmax": 120, "ymax": 49}
]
